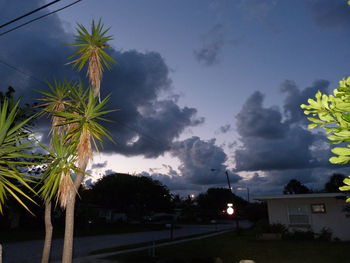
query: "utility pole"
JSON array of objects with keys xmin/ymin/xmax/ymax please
[
  {"xmin": 225, "ymin": 171, "xmax": 232, "ymax": 192},
  {"xmin": 211, "ymin": 169, "xmax": 233, "ymax": 192}
]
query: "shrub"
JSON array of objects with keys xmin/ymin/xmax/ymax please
[
  {"xmin": 317, "ymin": 227, "xmax": 333, "ymax": 241},
  {"xmin": 254, "ymin": 220, "xmax": 287, "ymax": 235},
  {"xmin": 268, "ymin": 223, "xmax": 288, "ymax": 234}
]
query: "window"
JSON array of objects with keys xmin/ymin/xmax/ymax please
[
  {"xmin": 288, "ymin": 204, "xmax": 310, "ymax": 225},
  {"xmin": 311, "ymin": 204, "xmax": 326, "ymax": 213}
]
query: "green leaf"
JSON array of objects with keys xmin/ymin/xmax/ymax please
[
  {"xmin": 307, "ymin": 123, "xmax": 318, "ymax": 129},
  {"xmin": 329, "ymin": 156, "xmax": 350, "ymax": 164},
  {"xmin": 343, "ymin": 178, "xmax": 350, "ymax": 186},
  {"xmin": 342, "ymin": 113, "xmax": 350, "ymax": 122},
  {"xmin": 339, "ymin": 186, "xmax": 350, "ymax": 191},
  {"xmin": 331, "ymin": 147, "xmax": 350, "ymax": 156}
]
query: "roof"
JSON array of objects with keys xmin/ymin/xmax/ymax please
[{"xmin": 253, "ymin": 193, "xmax": 349, "ymax": 201}]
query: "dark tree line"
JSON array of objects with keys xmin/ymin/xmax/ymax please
[
  {"xmin": 283, "ymin": 174, "xmax": 347, "ymax": 194},
  {"xmin": 79, "ymin": 173, "xmax": 173, "ymax": 217}
]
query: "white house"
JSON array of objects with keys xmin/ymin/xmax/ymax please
[{"xmin": 254, "ymin": 193, "xmax": 350, "ymax": 240}]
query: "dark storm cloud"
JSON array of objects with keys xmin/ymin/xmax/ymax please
[
  {"xmin": 0, "ymin": 0, "xmax": 76, "ymax": 91},
  {"xmin": 235, "ymin": 126, "xmax": 318, "ymax": 171},
  {"xmin": 236, "ymin": 91, "xmax": 287, "ymax": 139},
  {"xmin": 281, "ymin": 79, "xmax": 329, "ymax": 124},
  {"xmin": 307, "ymin": 0, "xmax": 350, "ymax": 29},
  {"xmin": 171, "ymin": 136, "xmax": 242, "ymax": 185},
  {"xmin": 0, "ymin": 0, "xmax": 204, "ymax": 158},
  {"xmin": 194, "ymin": 24, "xmax": 225, "ymax": 66},
  {"xmin": 233, "ymin": 79, "xmax": 350, "ymax": 195},
  {"xmin": 234, "ymin": 80, "xmax": 333, "ymax": 172}
]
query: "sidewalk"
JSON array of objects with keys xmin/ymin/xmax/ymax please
[{"xmin": 3, "ymin": 224, "xmax": 238, "ymax": 263}]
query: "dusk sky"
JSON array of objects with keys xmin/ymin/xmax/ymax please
[{"xmin": 1, "ymin": 0, "xmax": 350, "ymax": 197}]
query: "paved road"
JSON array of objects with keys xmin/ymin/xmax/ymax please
[{"xmin": 2, "ymin": 223, "xmax": 244, "ymax": 263}]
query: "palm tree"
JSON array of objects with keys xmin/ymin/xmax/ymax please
[
  {"xmin": 67, "ymin": 19, "xmax": 115, "ymax": 99},
  {"xmin": 0, "ymin": 98, "xmax": 40, "ymax": 261},
  {"xmin": 37, "ymin": 80, "xmax": 72, "ymax": 263},
  {"xmin": 60, "ymin": 19, "xmax": 115, "ymax": 263}
]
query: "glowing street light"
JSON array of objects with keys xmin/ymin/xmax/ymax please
[{"xmin": 226, "ymin": 203, "xmax": 235, "ymax": 215}]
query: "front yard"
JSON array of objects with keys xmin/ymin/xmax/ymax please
[{"xmin": 104, "ymin": 230, "xmax": 350, "ymax": 263}]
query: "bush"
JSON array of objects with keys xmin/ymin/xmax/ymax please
[
  {"xmin": 268, "ymin": 223, "xmax": 288, "ymax": 234},
  {"xmin": 317, "ymin": 227, "xmax": 333, "ymax": 241},
  {"xmin": 254, "ymin": 220, "xmax": 287, "ymax": 235}
]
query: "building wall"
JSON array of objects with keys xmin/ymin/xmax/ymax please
[{"xmin": 267, "ymin": 197, "xmax": 350, "ymax": 240}]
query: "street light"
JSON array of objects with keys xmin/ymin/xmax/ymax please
[{"xmin": 226, "ymin": 203, "xmax": 235, "ymax": 215}]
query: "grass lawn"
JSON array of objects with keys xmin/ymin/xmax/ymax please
[
  {"xmin": 0, "ymin": 223, "xmax": 167, "ymax": 243},
  {"xmin": 104, "ymin": 231, "xmax": 350, "ymax": 263}
]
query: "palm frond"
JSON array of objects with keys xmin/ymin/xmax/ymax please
[
  {"xmin": 0, "ymin": 98, "xmax": 40, "ymax": 214},
  {"xmin": 38, "ymin": 133, "xmax": 82, "ymax": 208}
]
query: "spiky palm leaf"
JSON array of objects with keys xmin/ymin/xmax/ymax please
[
  {"xmin": 38, "ymin": 133, "xmax": 82, "ymax": 208},
  {"xmin": 37, "ymin": 80, "xmax": 76, "ymax": 136},
  {"xmin": 53, "ymin": 87, "xmax": 115, "ymax": 171},
  {"xmin": 67, "ymin": 19, "xmax": 116, "ymax": 98},
  {"xmin": 0, "ymin": 99, "xmax": 39, "ymax": 214}
]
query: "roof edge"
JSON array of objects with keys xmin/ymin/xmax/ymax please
[{"xmin": 253, "ymin": 193, "xmax": 349, "ymax": 200}]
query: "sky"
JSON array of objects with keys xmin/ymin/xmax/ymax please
[{"xmin": 1, "ymin": 0, "xmax": 350, "ymax": 197}]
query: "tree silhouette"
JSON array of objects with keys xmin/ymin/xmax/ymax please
[
  {"xmin": 82, "ymin": 173, "xmax": 172, "ymax": 217},
  {"xmin": 324, "ymin": 174, "xmax": 346, "ymax": 193},
  {"xmin": 283, "ymin": 179, "xmax": 311, "ymax": 194}
]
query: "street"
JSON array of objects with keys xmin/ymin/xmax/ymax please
[{"xmin": 2, "ymin": 223, "xmax": 242, "ymax": 263}]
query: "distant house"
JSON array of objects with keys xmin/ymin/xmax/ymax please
[
  {"xmin": 98, "ymin": 209, "xmax": 127, "ymax": 223},
  {"xmin": 254, "ymin": 193, "xmax": 350, "ymax": 240}
]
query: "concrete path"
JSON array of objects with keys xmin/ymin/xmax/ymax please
[{"xmin": 2, "ymin": 223, "xmax": 244, "ymax": 263}]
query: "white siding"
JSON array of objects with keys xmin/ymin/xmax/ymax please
[{"xmin": 267, "ymin": 197, "xmax": 350, "ymax": 240}]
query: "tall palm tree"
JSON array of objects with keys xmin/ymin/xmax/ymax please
[{"xmin": 60, "ymin": 19, "xmax": 115, "ymax": 263}]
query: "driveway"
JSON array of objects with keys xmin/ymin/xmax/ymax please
[{"xmin": 2, "ymin": 223, "xmax": 242, "ymax": 263}]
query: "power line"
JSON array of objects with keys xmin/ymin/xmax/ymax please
[
  {"xmin": 0, "ymin": 59, "xmax": 168, "ymax": 150},
  {"xmin": 0, "ymin": 58, "xmax": 46, "ymax": 86},
  {"xmin": 0, "ymin": 0, "xmax": 82, "ymax": 37},
  {"xmin": 0, "ymin": 0, "xmax": 63, "ymax": 30}
]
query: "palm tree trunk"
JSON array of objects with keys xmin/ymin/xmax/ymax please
[
  {"xmin": 0, "ymin": 243, "xmax": 2, "ymax": 263},
  {"xmin": 41, "ymin": 200, "xmax": 53, "ymax": 263},
  {"xmin": 61, "ymin": 173, "xmax": 84, "ymax": 263},
  {"xmin": 61, "ymin": 194, "xmax": 76, "ymax": 263}
]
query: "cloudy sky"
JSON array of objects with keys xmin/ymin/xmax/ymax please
[{"xmin": 1, "ymin": 0, "xmax": 350, "ymax": 197}]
